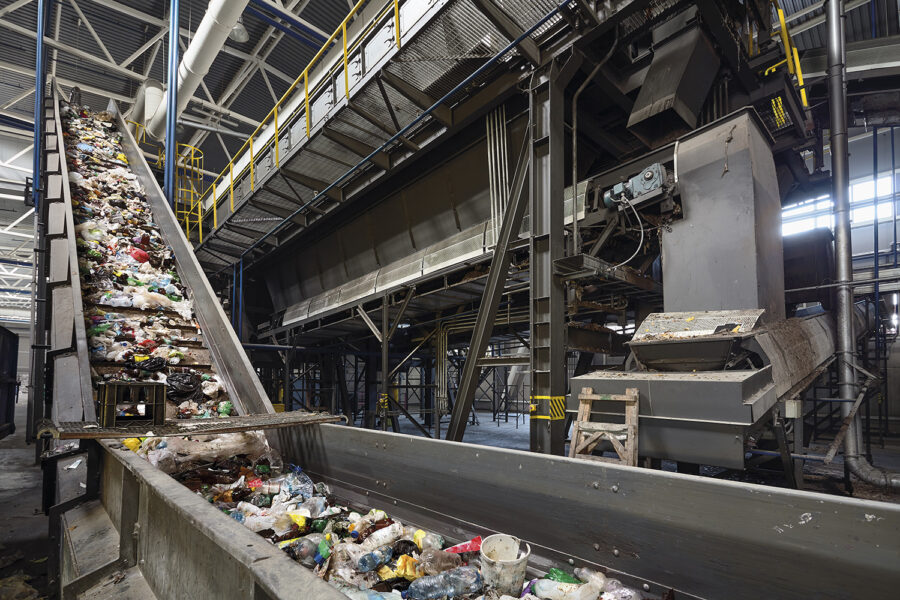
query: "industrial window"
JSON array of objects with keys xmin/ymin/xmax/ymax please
[{"xmin": 782, "ymin": 174, "xmax": 897, "ymax": 236}]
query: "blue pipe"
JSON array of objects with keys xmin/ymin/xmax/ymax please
[
  {"xmin": 0, "ymin": 258, "xmax": 33, "ymax": 268},
  {"xmin": 31, "ymin": 0, "xmax": 48, "ymax": 213},
  {"xmin": 245, "ymin": 6, "xmax": 321, "ymax": 49},
  {"xmin": 0, "ymin": 288, "xmax": 31, "ymax": 295},
  {"xmin": 163, "ymin": 0, "xmax": 180, "ymax": 209},
  {"xmin": 247, "ymin": 0, "xmax": 327, "ymax": 44}
]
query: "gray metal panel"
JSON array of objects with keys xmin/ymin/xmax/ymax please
[
  {"xmin": 337, "ymin": 271, "xmax": 379, "ymax": 307},
  {"xmin": 280, "ymin": 424, "xmax": 900, "ymax": 600},
  {"xmin": 661, "ymin": 111, "xmax": 785, "ymax": 323},
  {"xmin": 282, "ymin": 298, "xmax": 311, "ymax": 327},
  {"xmin": 52, "ymin": 354, "xmax": 82, "ymax": 422},
  {"xmin": 50, "ymin": 286, "xmax": 74, "ymax": 351},
  {"xmin": 49, "ymin": 238, "xmax": 69, "ymax": 284},
  {"xmin": 113, "ymin": 108, "xmax": 273, "ymax": 416},
  {"xmin": 374, "ymin": 250, "xmax": 425, "ymax": 291},
  {"xmin": 47, "ymin": 202, "xmax": 66, "ymax": 236},
  {"xmin": 422, "ymin": 223, "xmax": 488, "ymax": 275}
]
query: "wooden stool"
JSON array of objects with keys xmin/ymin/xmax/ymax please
[{"xmin": 569, "ymin": 387, "xmax": 639, "ymax": 466}]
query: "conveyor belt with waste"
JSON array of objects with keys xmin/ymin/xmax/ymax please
[{"xmin": 39, "ymin": 85, "xmax": 324, "ymax": 431}]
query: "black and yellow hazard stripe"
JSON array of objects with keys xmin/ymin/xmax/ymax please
[{"xmin": 530, "ymin": 395, "xmax": 566, "ymax": 420}]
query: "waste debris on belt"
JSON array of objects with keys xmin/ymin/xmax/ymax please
[
  {"xmin": 62, "ymin": 104, "xmax": 230, "ymax": 419},
  {"xmin": 123, "ymin": 432, "xmax": 647, "ymax": 600}
]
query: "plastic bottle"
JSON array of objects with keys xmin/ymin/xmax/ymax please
[
  {"xmin": 350, "ymin": 509, "xmax": 387, "ymax": 538},
  {"xmin": 573, "ymin": 568, "xmax": 607, "ymax": 591},
  {"xmin": 285, "ymin": 533, "xmax": 324, "ymax": 567},
  {"xmin": 405, "ymin": 566, "xmax": 483, "ymax": 599},
  {"xmin": 361, "ymin": 521, "xmax": 403, "ymax": 549},
  {"xmin": 416, "ymin": 548, "xmax": 462, "ymax": 576},
  {"xmin": 532, "ymin": 580, "xmax": 601, "ymax": 600},
  {"xmin": 413, "ymin": 529, "xmax": 444, "ymax": 551},
  {"xmin": 357, "ymin": 544, "xmax": 394, "ymax": 572},
  {"xmin": 314, "ymin": 533, "xmax": 334, "ymax": 564}
]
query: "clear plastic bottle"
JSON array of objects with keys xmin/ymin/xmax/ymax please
[
  {"xmin": 416, "ymin": 548, "xmax": 462, "ymax": 576},
  {"xmin": 413, "ymin": 529, "xmax": 444, "ymax": 551},
  {"xmin": 405, "ymin": 565, "xmax": 483, "ymax": 599},
  {"xmin": 350, "ymin": 509, "xmax": 387, "ymax": 538},
  {"xmin": 360, "ymin": 521, "xmax": 403, "ymax": 549},
  {"xmin": 574, "ymin": 567, "xmax": 607, "ymax": 591},
  {"xmin": 532, "ymin": 580, "xmax": 601, "ymax": 600},
  {"xmin": 357, "ymin": 544, "xmax": 394, "ymax": 572}
]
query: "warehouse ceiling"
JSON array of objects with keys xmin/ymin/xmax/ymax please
[
  {"xmin": 0, "ymin": 0, "xmax": 354, "ymax": 174},
  {"xmin": 0, "ymin": 0, "xmax": 354, "ymax": 319}
]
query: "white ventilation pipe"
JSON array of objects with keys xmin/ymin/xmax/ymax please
[{"xmin": 145, "ymin": 0, "xmax": 250, "ymax": 140}]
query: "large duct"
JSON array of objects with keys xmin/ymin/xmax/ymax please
[{"xmin": 145, "ymin": 0, "xmax": 250, "ymax": 140}]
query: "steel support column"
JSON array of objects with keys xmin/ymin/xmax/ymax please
[
  {"xmin": 163, "ymin": 0, "xmax": 179, "ymax": 207},
  {"xmin": 529, "ymin": 61, "xmax": 569, "ymax": 455}
]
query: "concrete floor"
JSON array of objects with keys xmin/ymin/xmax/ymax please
[{"xmin": 0, "ymin": 397, "xmax": 49, "ymax": 598}]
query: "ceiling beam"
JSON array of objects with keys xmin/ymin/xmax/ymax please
[{"xmin": 83, "ymin": 0, "xmax": 294, "ymax": 84}]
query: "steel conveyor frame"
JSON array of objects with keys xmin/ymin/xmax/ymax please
[{"xmin": 57, "ymin": 425, "xmax": 900, "ymax": 599}]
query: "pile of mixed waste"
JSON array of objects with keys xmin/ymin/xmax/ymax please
[
  {"xmin": 129, "ymin": 432, "xmax": 645, "ymax": 600},
  {"xmin": 61, "ymin": 103, "xmax": 230, "ymax": 418}
]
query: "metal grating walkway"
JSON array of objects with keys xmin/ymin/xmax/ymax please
[{"xmin": 190, "ymin": 0, "xmax": 579, "ymax": 272}]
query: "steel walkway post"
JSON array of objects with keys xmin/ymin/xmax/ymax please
[{"xmin": 529, "ymin": 60, "xmax": 570, "ymax": 455}]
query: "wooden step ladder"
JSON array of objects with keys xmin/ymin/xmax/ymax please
[{"xmin": 569, "ymin": 387, "xmax": 639, "ymax": 466}]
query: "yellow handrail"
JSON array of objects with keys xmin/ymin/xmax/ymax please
[{"xmin": 196, "ymin": 0, "xmax": 392, "ymax": 225}]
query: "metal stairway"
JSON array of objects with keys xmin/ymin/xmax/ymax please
[{"xmin": 190, "ymin": 0, "xmax": 596, "ymax": 272}]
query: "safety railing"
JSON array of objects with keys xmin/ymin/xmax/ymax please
[
  {"xmin": 175, "ymin": 143, "xmax": 205, "ymax": 243},
  {"xmin": 770, "ymin": 0, "xmax": 809, "ymax": 108},
  {"xmin": 197, "ymin": 0, "xmax": 403, "ymax": 223}
]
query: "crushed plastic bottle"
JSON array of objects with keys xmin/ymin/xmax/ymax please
[
  {"xmin": 404, "ymin": 565, "xmax": 483, "ymax": 599},
  {"xmin": 416, "ymin": 548, "xmax": 462, "ymax": 576},
  {"xmin": 532, "ymin": 580, "xmax": 601, "ymax": 600}
]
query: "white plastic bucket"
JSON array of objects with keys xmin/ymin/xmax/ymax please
[{"xmin": 479, "ymin": 533, "xmax": 531, "ymax": 596}]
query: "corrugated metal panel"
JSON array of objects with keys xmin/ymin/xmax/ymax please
[{"xmin": 780, "ymin": 0, "xmax": 899, "ymax": 50}]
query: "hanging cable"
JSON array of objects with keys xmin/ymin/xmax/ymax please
[{"xmin": 609, "ymin": 198, "xmax": 644, "ymax": 269}]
